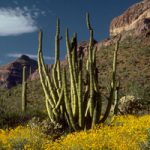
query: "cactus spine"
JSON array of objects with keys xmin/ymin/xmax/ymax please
[
  {"xmin": 37, "ymin": 14, "xmax": 120, "ymax": 131},
  {"xmin": 22, "ymin": 66, "xmax": 27, "ymax": 112}
]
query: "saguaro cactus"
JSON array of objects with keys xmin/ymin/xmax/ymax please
[
  {"xmin": 37, "ymin": 13, "xmax": 120, "ymax": 131},
  {"xmin": 22, "ymin": 66, "xmax": 27, "ymax": 112}
]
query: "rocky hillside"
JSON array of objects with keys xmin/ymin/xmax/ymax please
[
  {"xmin": 110, "ymin": 0, "xmax": 150, "ymax": 38},
  {"xmin": 0, "ymin": 55, "xmax": 37, "ymax": 88}
]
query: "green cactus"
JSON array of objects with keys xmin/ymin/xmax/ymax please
[
  {"xmin": 113, "ymin": 81, "xmax": 120, "ymax": 115},
  {"xmin": 37, "ymin": 13, "xmax": 120, "ymax": 131},
  {"xmin": 22, "ymin": 66, "xmax": 27, "ymax": 112},
  {"xmin": 100, "ymin": 35, "xmax": 121, "ymax": 123}
]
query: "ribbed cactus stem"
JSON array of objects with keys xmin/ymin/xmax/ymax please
[
  {"xmin": 91, "ymin": 100, "xmax": 98, "ymax": 128},
  {"xmin": 78, "ymin": 63, "xmax": 84, "ymax": 128},
  {"xmin": 55, "ymin": 18, "xmax": 60, "ymax": 63},
  {"xmin": 66, "ymin": 28, "xmax": 78, "ymax": 117},
  {"xmin": 39, "ymin": 52, "xmax": 55, "ymax": 108},
  {"xmin": 52, "ymin": 65, "xmax": 59, "ymax": 92},
  {"xmin": 100, "ymin": 36, "xmax": 120, "ymax": 123},
  {"xmin": 57, "ymin": 60, "xmax": 61, "ymax": 88},
  {"xmin": 112, "ymin": 39, "xmax": 118, "ymax": 88},
  {"xmin": 38, "ymin": 31, "xmax": 56, "ymax": 107},
  {"xmin": 86, "ymin": 13, "xmax": 94, "ymax": 116},
  {"xmin": 45, "ymin": 97, "xmax": 55, "ymax": 123},
  {"xmin": 22, "ymin": 66, "xmax": 27, "ymax": 112},
  {"xmin": 114, "ymin": 81, "xmax": 120, "ymax": 115},
  {"xmin": 53, "ymin": 18, "xmax": 61, "ymax": 91},
  {"xmin": 38, "ymin": 30, "xmax": 57, "ymax": 120},
  {"xmin": 72, "ymin": 33, "xmax": 77, "ymax": 63},
  {"xmin": 54, "ymin": 87, "xmax": 64, "ymax": 110},
  {"xmin": 62, "ymin": 68, "xmax": 77, "ymax": 131},
  {"xmin": 71, "ymin": 33, "xmax": 78, "ymax": 83},
  {"xmin": 86, "ymin": 13, "xmax": 93, "ymax": 30}
]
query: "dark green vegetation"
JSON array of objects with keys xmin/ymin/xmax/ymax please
[{"xmin": 0, "ymin": 81, "xmax": 46, "ymax": 128}]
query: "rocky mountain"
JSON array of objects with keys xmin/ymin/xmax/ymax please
[
  {"xmin": 0, "ymin": 55, "xmax": 37, "ymax": 88},
  {"xmin": 110, "ymin": 0, "xmax": 150, "ymax": 38}
]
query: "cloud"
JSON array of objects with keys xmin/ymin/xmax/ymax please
[
  {"xmin": 0, "ymin": 7, "xmax": 38, "ymax": 36},
  {"xmin": 7, "ymin": 53, "xmax": 54, "ymax": 61}
]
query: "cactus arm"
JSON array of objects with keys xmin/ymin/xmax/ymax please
[
  {"xmin": 37, "ymin": 31, "xmax": 56, "ymax": 108},
  {"xmin": 100, "ymin": 37, "xmax": 120, "ymax": 123},
  {"xmin": 78, "ymin": 65, "xmax": 84, "ymax": 128},
  {"xmin": 62, "ymin": 68, "xmax": 77, "ymax": 131},
  {"xmin": 86, "ymin": 13, "xmax": 93, "ymax": 30},
  {"xmin": 45, "ymin": 97, "xmax": 55, "ymax": 123},
  {"xmin": 86, "ymin": 13, "xmax": 94, "ymax": 116},
  {"xmin": 50, "ymin": 19, "xmax": 60, "ymax": 95},
  {"xmin": 41, "ymin": 59, "xmax": 61, "ymax": 120},
  {"xmin": 39, "ymin": 50, "xmax": 58, "ymax": 105},
  {"xmin": 52, "ymin": 19, "xmax": 61, "ymax": 90},
  {"xmin": 38, "ymin": 50, "xmax": 56, "ymax": 120},
  {"xmin": 91, "ymin": 100, "xmax": 98, "ymax": 128},
  {"xmin": 52, "ymin": 64, "xmax": 59, "ymax": 93},
  {"xmin": 114, "ymin": 81, "xmax": 120, "ymax": 115},
  {"xmin": 64, "ymin": 112, "xmax": 72, "ymax": 129},
  {"xmin": 54, "ymin": 87, "xmax": 64, "ymax": 110},
  {"xmin": 22, "ymin": 66, "xmax": 27, "ymax": 112},
  {"xmin": 57, "ymin": 60, "xmax": 62, "ymax": 88},
  {"xmin": 66, "ymin": 28, "xmax": 78, "ymax": 117},
  {"xmin": 92, "ymin": 92, "xmax": 102, "ymax": 128},
  {"xmin": 55, "ymin": 19, "xmax": 61, "ymax": 86},
  {"xmin": 55, "ymin": 18, "xmax": 60, "ymax": 64},
  {"xmin": 71, "ymin": 33, "xmax": 78, "ymax": 79},
  {"xmin": 38, "ymin": 31, "xmax": 62, "ymax": 122}
]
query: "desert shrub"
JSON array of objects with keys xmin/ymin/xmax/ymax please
[
  {"xmin": 0, "ymin": 110, "xmax": 47, "ymax": 129},
  {"xmin": 8, "ymin": 138, "xmax": 28, "ymax": 150},
  {"xmin": 0, "ymin": 126, "xmax": 51, "ymax": 150}
]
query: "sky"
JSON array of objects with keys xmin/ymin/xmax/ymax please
[{"xmin": 0, "ymin": 0, "xmax": 142, "ymax": 65}]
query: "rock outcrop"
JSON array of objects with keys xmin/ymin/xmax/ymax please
[
  {"xmin": 110, "ymin": 0, "xmax": 150, "ymax": 37},
  {"xmin": 118, "ymin": 96, "xmax": 143, "ymax": 114},
  {"xmin": 0, "ymin": 55, "xmax": 37, "ymax": 88}
]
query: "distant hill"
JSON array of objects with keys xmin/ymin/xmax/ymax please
[{"xmin": 0, "ymin": 55, "xmax": 37, "ymax": 88}]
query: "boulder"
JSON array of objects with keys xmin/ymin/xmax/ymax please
[{"xmin": 118, "ymin": 95, "xmax": 143, "ymax": 114}]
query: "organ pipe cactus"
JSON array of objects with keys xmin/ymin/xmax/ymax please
[
  {"xmin": 22, "ymin": 66, "xmax": 27, "ymax": 112},
  {"xmin": 37, "ymin": 13, "xmax": 120, "ymax": 131},
  {"xmin": 100, "ymin": 35, "xmax": 121, "ymax": 123}
]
